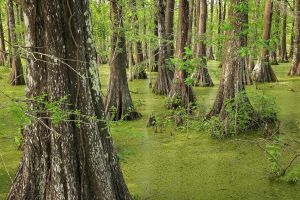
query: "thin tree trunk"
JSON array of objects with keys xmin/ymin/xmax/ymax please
[
  {"xmin": 152, "ymin": 15, "xmax": 159, "ymax": 72},
  {"xmin": 207, "ymin": 0, "xmax": 258, "ymax": 132},
  {"xmin": 269, "ymin": 0, "xmax": 280, "ymax": 65},
  {"xmin": 290, "ymin": 0, "xmax": 296, "ymax": 58},
  {"xmin": 8, "ymin": 0, "xmax": 132, "ymax": 199},
  {"xmin": 105, "ymin": 0, "xmax": 141, "ymax": 120},
  {"xmin": 289, "ymin": 0, "xmax": 300, "ymax": 75},
  {"xmin": 6, "ymin": 0, "xmax": 25, "ymax": 85},
  {"xmin": 187, "ymin": 0, "xmax": 194, "ymax": 46},
  {"xmin": 165, "ymin": 0, "xmax": 175, "ymax": 59},
  {"xmin": 0, "ymin": 3, "xmax": 6, "ymax": 65},
  {"xmin": 252, "ymin": 0, "xmax": 277, "ymax": 82},
  {"xmin": 280, "ymin": 0, "xmax": 289, "ymax": 63},
  {"xmin": 131, "ymin": 0, "xmax": 147, "ymax": 79},
  {"xmin": 168, "ymin": 0, "xmax": 195, "ymax": 109},
  {"xmin": 216, "ymin": 0, "xmax": 222, "ymax": 60},
  {"xmin": 193, "ymin": 0, "xmax": 214, "ymax": 87},
  {"xmin": 207, "ymin": 0, "xmax": 215, "ymax": 60},
  {"xmin": 153, "ymin": 0, "xmax": 173, "ymax": 95}
]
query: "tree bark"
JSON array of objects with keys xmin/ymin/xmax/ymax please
[
  {"xmin": 153, "ymin": 0, "xmax": 173, "ymax": 95},
  {"xmin": 252, "ymin": 0, "xmax": 277, "ymax": 82},
  {"xmin": 168, "ymin": 0, "xmax": 195, "ymax": 109},
  {"xmin": 7, "ymin": 0, "xmax": 25, "ymax": 85},
  {"xmin": 269, "ymin": 0, "xmax": 280, "ymax": 65},
  {"xmin": 187, "ymin": 0, "xmax": 194, "ymax": 46},
  {"xmin": 8, "ymin": 0, "xmax": 132, "ymax": 199},
  {"xmin": 193, "ymin": 0, "xmax": 214, "ymax": 87},
  {"xmin": 280, "ymin": 0, "xmax": 289, "ymax": 63},
  {"xmin": 0, "ymin": 3, "xmax": 6, "ymax": 65},
  {"xmin": 131, "ymin": 0, "xmax": 147, "ymax": 79},
  {"xmin": 165, "ymin": 0, "xmax": 175, "ymax": 59},
  {"xmin": 207, "ymin": 0, "xmax": 257, "ymax": 126},
  {"xmin": 207, "ymin": 0, "xmax": 215, "ymax": 60},
  {"xmin": 105, "ymin": 0, "xmax": 141, "ymax": 120},
  {"xmin": 152, "ymin": 14, "xmax": 159, "ymax": 72},
  {"xmin": 289, "ymin": 0, "xmax": 300, "ymax": 75}
]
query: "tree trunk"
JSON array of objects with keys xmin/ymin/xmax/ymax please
[
  {"xmin": 153, "ymin": 0, "xmax": 173, "ymax": 95},
  {"xmin": 131, "ymin": 0, "xmax": 147, "ymax": 79},
  {"xmin": 269, "ymin": 0, "xmax": 280, "ymax": 65},
  {"xmin": 168, "ymin": 0, "xmax": 195, "ymax": 109},
  {"xmin": 252, "ymin": 0, "xmax": 277, "ymax": 82},
  {"xmin": 216, "ymin": 0, "xmax": 222, "ymax": 60},
  {"xmin": 105, "ymin": 0, "xmax": 141, "ymax": 120},
  {"xmin": 165, "ymin": 0, "xmax": 175, "ymax": 59},
  {"xmin": 207, "ymin": 0, "xmax": 215, "ymax": 60},
  {"xmin": 187, "ymin": 0, "xmax": 194, "ymax": 46},
  {"xmin": 0, "ymin": 3, "xmax": 6, "ymax": 65},
  {"xmin": 8, "ymin": 0, "xmax": 132, "ymax": 199},
  {"xmin": 289, "ymin": 0, "xmax": 300, "ymax": 75},
  {"xmin": 207, "ymin": 0, "xmax": 257, "ymax": 129},
  {"xmin": 152, "ymin": 15, "xmax": 159, "ymax": 72},
  {"xmin": 280, "ymin": 0, "xmax": 289, "ymax": 63},
  {"xmin": 7, "ymin": 0, "xmax": 25, "ymax": 85},
  {"xmin": 193, "ymin": 0, "xmax": 213, "ymax": 87}
]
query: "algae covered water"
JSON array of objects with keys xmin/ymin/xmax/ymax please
[{"xmin": 1, "ymin": 61, "xmax": 300, "ymax": 199}]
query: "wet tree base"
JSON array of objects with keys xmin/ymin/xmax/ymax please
[
  {"xmin": 193, "ymin": 67, "xmax": 214, "ymax": 87},
  {"xmin": 134, "ymin": 70, "xmax": 147, "ymax": 79},
  {"xmin": 252, "ymin": 59, "xmax": 277, "ymax": 82}
]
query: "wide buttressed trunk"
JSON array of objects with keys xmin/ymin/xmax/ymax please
[
  {"xmin": 207, "ymin": 0, "xmax": 255, "ymax": 120},
  {"xmin": 252, "ymin": 0, "xmax": 277, "ymax": 82},
  {"xmin": 7, "ymin": 0, "xmax": 25, "ymax": 85},
  {"xmin": 193, "ymin": 0, "xmax": 213, "ymax": 87},
  {"xmin": 168, "ymin": 0, "xmax": 195, "ymax": 108},
  {"xmin": 289, "ymin": 0, "xmax": 300, "ymax": 76},
  {"xmin": 7, "ymin": 1, "xmax": 132, "ymax": 199},
  {"xmin": 105, "ymin": 0, "xmax": 141, "ymax": 121}
]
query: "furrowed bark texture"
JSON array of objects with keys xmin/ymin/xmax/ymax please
[
  {"xmin": 153, "ymin": 0, "xmax": 173, "ymax": 95},
  {"xmin": 105, "ymin": 0, "xmax": 141, "ymax": 121},
  {"xmin": 7, "ymin": 0, "xmax": 132, "ymax": 199},
  {"xmin": 207, "ymin": 0, "xmax": 255, "ymax": 119},
  {"xmin": 207, "ymin": 0, "xmax": 215, "ymax": 60},
  {"xmin": 269, "ymin": 0, "xmax": 280, "ymax": 65},
  {"xmin": 131, "ymin": 0, "xmax": 147, "ymax": 79},
  {"xmin": 168, "ymin": 0, "xmax": 195, "ymax": 108},
  {"xmin": 193, "ymin": 0, "xmax": 213, "ymax": 87},
  {"xmin": 252, "ymin": 0, "xmax": 277, "ymax": 82},
  {"xmin": 289, "ymin": 0, "xmax": 300, "ymax": 75},
  {"xmin": 7, "ymin": 0, "xmax": 25, "ymax": 85}
]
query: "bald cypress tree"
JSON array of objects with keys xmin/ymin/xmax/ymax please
[{"xmin": 7, "ymin": 0, "xmax": 132, "ymax": 199}]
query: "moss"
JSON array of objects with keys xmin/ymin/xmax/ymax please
[{"xmin": 1, "ymin": 62, "xmax": 300, "ymax": 200}]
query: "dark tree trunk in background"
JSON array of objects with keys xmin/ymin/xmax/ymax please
[
  {"xmin": 269, "ymin": 0, "xmax": 280, "ymax": 65},
  {"xmin": 152, "ymin": 15, "xmax": 159, "ymax": 72},
  {"xmin": 216, "ymin": 0, "xmax": 222, "ymax": 60},
  {"xmin": 223, "ymin": 0, "xmax": 227, "ymax": 21},
  {"xmin": 0, "ymin": 3, "xmax": 6, "ymax": 66},
  {"xmin": 131, "ymin": 0, "xmax": 147, "ymax": 79},
  {"xmin": 165, "ymin": 0, "xmax": 175, "ymax": 59},
  {"xmin": 193, "ymin": 0, "xmax": 214, "ymax": 87},
  {"xmin": 290, "ymin": 0, "xmax": 296, "ymax": 59},
  {"xmin": 280, "ymin": 0, "xmax": 289, "ymax": 63},
  {"xmin": 187, "ymin": 0, "xmax": 194, "ymax": 46},
  {"xmin": 6, "ymin": 0, "xmax": 25, "ymax": 85},
  {"xmin": 289, "ymin": 0, "xmax": 300, "ymax": 75},
  {"xmin": 105, "ymin": 0, "xmax": 141, "ymax": 120},
  {"xmin": 241, "ymin": 0, "xmax": 252, "ymax": 85},
  {"xmin": 207, "ymin": 0, "xmax": 256, "ymax": 125},
  {"xmin": 207, "ymin": 0, "xmax": 215, "ymax": 60},
  {"xmin": 252, "ymin": 0, "xmax": 277, "ymax": 82},
  {"xmin": 153, "ymin": 0, "xmax": 173, "ymax": 95},
  {"xmin": 8, "ymin": 0, "xmax": 132, "ymax": 199},
  {"xmin": 168, "ymin": 0, "xmax": 195, "ymax": 108}
]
